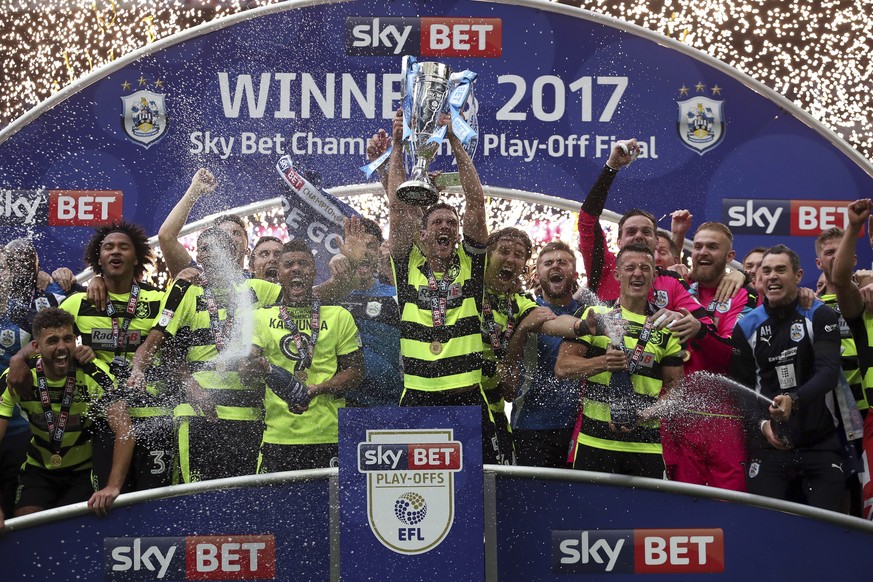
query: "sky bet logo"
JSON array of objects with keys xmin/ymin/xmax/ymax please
[
  {"xmin": 358, "ymin": 442, "xmax": 462, "ymax": 471},
  {"xmin": 0, "ymin": 189, "xmax": 123, "ymax": 227},
  {"xmin": 552, "ymin": 528, "xmax": 724, "ymax": 574},
  {"xmin": 722, "ymin": 198, "xmax": 859, "ymax": 236},
  {"xmin": 346, "ymin": 17, "xmax": 502, "ymax": 57},
  {"xmin": 104, "ymin": 535, "xmax": 275, "ymax": 580}
]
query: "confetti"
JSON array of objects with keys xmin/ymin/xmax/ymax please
[
  {"xmin": 1, "ymin": 1, "xmax": 866, "ymax": 291},
  {"xmin": 0, "ymin": 1, "xmax": 866, "ymax": 156}
]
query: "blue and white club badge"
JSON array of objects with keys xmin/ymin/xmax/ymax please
[
  {"xmin": 790, "ymin": 322, "xmax": 805, "ymax": 342},
  {"xmin": 365, "ymin": 301, "xmax": 382, "ymax": 318},
  {"xmin": 677, "ymin": 94, "xmax": 725, "ymax": 155},
  {"xmin": 121, "ymin": 89, "xmax": 168, "ymax": 148},
  {"xmin": 0, "ymin": 329, "xmax": 15, "ymax": 348}
]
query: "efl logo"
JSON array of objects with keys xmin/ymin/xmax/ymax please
[
  {"xmin": 552, "ymin": 528, "xmax": 724, "ymax": 574},
  {"xmin": 104, "ymin": 535, "xmax": 275, "ymax": 580},
  {"xmin": 49, "ymin": 190, "xmax": 123, "ymax": 226},
  {"xmin": 358, "ymin": 429, "xmax": 463, "ymax": 554},
  {"xmin": 345, "ymin": 17, "xmax": 502, "ymax": 57},
  {"xmin": 722, "ymin": 198, "xmax": 859, "ymax": 237}
]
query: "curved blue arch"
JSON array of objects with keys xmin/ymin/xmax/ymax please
[{"xmin": 0, "ymin": 0, "xmax": 869, "ymax": 282}]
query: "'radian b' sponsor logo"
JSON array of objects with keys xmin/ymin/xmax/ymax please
[
  {"xmin": 90, "ymin": 329, "xmax": 142, "ymax": 349},
  {"xmin": 104, "ymin": 535, "xmax": 275, "ymax": 580},
  {"xmin": 358, "ymin": 429, "xmax": 463, "ymax": 555},
  {"xmin": 346, "ymin": 17, "xmax": 502, "ymax": 57},
  {"xmin": 552, "ymin": 528, "xmax": 725, "ymax": 574}
]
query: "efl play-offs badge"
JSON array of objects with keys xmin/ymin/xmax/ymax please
[
  {"xmin": 358, "ymin": 429, "xmax": 462, "ymax": 554},
  {"xmin": 121, "ymin": 89, "xmax": 167, "ymax": 148},
  {"xmin": 677, "ymin": 95, "xmax": 724, "ymax": 155}
]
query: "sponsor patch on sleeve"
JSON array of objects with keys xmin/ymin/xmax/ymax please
[{"xmin": 158, "ymin": 309, "xmax": 175, "ymax": 327}]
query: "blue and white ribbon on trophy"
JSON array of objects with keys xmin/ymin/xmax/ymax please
[
  {"xmin": 359, "ymin": 56, "xmax": 478, "ymax": 180},
  {"xmin": 359, "ymin": 148, "xmax": 392, "ymax": 181},
  {"xmin": 445, "ymin": 69, "xmax": 478, "ymax": 149},
  {"xmin": 401, "ymin": 55, "xmax": 419, "ymax": 144}
]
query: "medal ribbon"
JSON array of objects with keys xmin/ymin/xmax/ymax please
[
  {"xmin": 423, "ymin": 253, "xmax": 460, "ymax": 332},
  {"xmin": 35, "ymin": 358, "xmax": 77, "ymax": 457},
  {"xmin": 278, "ymin": 299, "xmax": 321, "ymax": 372},
  {"xmin": 482, "ymin": 294, "xmax": 515, "ymax": 357},
  {"xmin": 201, "ymin": 284, "xmax": 230, "ymax": 353},
  {"xmin": 105, "ymin": 283, "xmax": 140, "ymax": 356},
  {"xmin": 608, "ymin": 307, "xmax": 656, "ymax": 375}
]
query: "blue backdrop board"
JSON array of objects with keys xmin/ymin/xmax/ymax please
[
  {"xmin": 338, "ymin": 406, "xmax": 483, "ymax": 579},
  {"xmin": 3, "ymin": 449, "xmax": 873, "ymax": 578},
  {"xmin": 0, "ymin": 0, "xmax": 870, "ymax": 285},
  {"xmin": 495, "ymin": 472, "xmax": 873, "ymax": 580},
  {"xmin": 0, "ymin": 476, "xmax": 330, "ymax": 581}
]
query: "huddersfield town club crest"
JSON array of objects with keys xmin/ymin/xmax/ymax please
[
  {"xmin": 121, "ymin": 90, "xmax": 167, "ymax": 148},
  {"xmin": 0, "ymin": 329, "xmax": 14, "ymax": 348},
  {"xmin": 357, "ymin": 428, "xmax": 462, "ymax": 554},
  {"xmin": 677, "ymin": 96, "xmax": 724, "ymax": 155}
]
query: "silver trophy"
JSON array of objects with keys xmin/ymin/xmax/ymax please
[{"xmin": 397, "ymin": 61, "xmax": 453, "ymax": 206}]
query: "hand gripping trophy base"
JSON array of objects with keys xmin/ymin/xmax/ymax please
[{"xmin": 397, "ymin": 176, "xmax": 440, "ymax": 206}]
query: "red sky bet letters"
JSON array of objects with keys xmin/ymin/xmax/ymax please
[
  {"xmin": 552, "ymin": 528, "xmax": 724, "ymax": 574},
  {"xmin": 104, "ymin": 536, "xmax": 275, "ymax": 580}
]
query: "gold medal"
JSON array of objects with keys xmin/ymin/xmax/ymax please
[
  {"xmin": 429, "ymin": 340, "xmax": 443, "ymax": 355},
  {"xmin": 50, "ymin": 453, "xmax": 62, "ymax": 468},
  {"xmin": 295, "ymin": 370, "xmax": 308, "ymax": 382},
  {"xmin": 681, "ymin": 349, "xmax": 691, "ymax": 362}
]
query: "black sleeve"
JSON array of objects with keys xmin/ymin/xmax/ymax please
[
  {"xmin": 580, "ymin": 165, "xmax": 618, "ymax": 216},
  {"xmin": 162, "ymin": 279, "xmax": 190, "ymax": 313},
  {"xmin": 796, "ymin": 307, "xmax": 842, "ymax": 407},
  {"xmin": 391, "ymin": 247, "xmax": 413, "ymax": 307},
  {"xmin": 82, "ymin": 361, "xmax": 124, "ymax": 403},
  {"xmin": 729, "ymin": 320, "xmax": 765, "ymax": 432},
  {"xmin": 729, "ymin": 323, "xmax": 756, "ymax": 388},
  {"xmin": 152, "ymin": 279, "xmax": 190, "ymax": 335}
]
